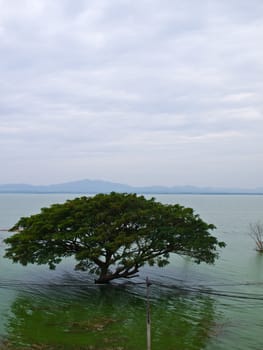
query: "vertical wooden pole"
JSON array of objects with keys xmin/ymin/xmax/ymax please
[{"xmin": 146, "ymin": 277, "xmax": 151, "ymax": 350}]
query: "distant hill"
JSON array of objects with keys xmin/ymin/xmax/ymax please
[{"xmin": 0, "ymin": 179, "xmax": 262, "ymax": 194}]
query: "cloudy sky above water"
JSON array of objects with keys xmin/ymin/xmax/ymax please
[{"xmin": 0, "ymin": 0, "xmax": 263, "ymax": 188}]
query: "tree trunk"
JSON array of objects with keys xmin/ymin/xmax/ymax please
[
  {"xmin": 95, "ymin": 264, "xmax": 139, "ymax": 284},
  {"xmin": 95, "ymin": 276, "xmax": 112, "ymax": 284}
]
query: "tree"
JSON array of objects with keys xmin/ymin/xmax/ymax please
[{"xmin": 4, "ymin": 193, "xmax": 225, "ymax": 284}]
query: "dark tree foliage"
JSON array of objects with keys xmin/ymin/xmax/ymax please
[{"xmin": 4, "ymin": 193, "xmax": 225, "ymax": 283}]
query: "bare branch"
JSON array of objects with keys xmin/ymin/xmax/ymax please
[{"xmin": 249, "ymin": 221, "xmax": 263, "ymax": 252}]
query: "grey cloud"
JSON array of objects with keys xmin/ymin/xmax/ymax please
[{"xmin": 0, "ymin": 0, "xmax": 263, "ymax": 186}]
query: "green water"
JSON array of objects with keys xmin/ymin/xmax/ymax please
[{"xmin": 0, "ymin": 194, "xmax": 263, "ymax": 349}]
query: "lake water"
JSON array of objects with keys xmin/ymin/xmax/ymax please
[{"xmin": 0, "ymin": 193, "xmax": 263, "ymax": 349}]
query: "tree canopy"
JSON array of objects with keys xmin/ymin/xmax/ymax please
[{"xmin": 4, "ymin": 192, "xmax": 225, "ymax": 283}]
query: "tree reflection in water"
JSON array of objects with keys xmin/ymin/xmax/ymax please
[{"xmin": 4, "ymin": 283, "xmax": 223, "ymax": 349}]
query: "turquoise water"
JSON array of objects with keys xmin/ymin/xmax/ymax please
[{"xmin": 0, "ymin": 194, "xmax": 263, "ymax": 349}]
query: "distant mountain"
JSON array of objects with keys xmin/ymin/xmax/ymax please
[
  {"xmin": 44, "ymin": 179, "xmax": 134, "ymax": 193},
  {"xmin": 0, "ymin": 179, "xmax": 262, "ymax": 194}
]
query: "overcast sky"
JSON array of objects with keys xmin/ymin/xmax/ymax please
[{"xmin": 0, "ymin": 0, "xmax": 263, "ymax": 188}]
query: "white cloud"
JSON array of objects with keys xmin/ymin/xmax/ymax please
[{"xmin": 0, "ymin": 0, "xmax": 262, "ymax": 187}]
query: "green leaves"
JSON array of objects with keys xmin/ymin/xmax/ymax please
[{"xmin": 4, "ymin": 192, "xmax": 225, "ymax": 283}]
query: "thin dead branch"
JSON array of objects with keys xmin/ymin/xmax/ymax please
[{"xmin": 249, "ymin": 222, "xmax": 263, "ymax": 252}]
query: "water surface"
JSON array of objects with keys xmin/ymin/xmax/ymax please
[{"xmin": 0, "ymin": 194, "xmax": 263, "ymax": 349}]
